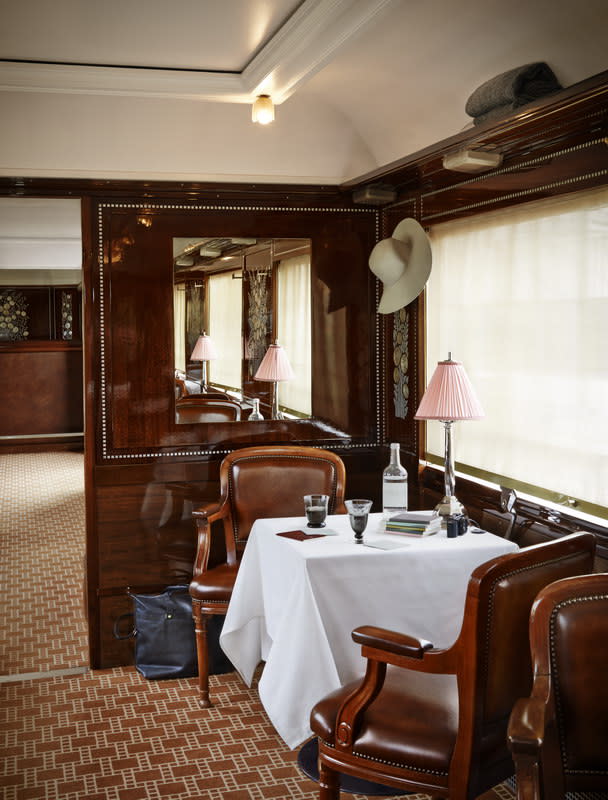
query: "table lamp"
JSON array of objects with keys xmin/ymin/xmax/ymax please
[
  {"xmin": 415, "ymin": 352, "xmax": 484, "ymax": 520},
  {"xmin": 254, "ymin": 340, "xmax": 295, "ymax": 419},
  {"xmin": 190, "ymin": 331, "xmax": 218, "ymax": 392}
]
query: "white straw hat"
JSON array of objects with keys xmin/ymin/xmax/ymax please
[{"xmin": 368, "ymin": 218, "xmax": 432, "ymax": 314}]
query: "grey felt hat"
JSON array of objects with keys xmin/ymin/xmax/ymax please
[{"xmin": 368, "ymin": 218, "xmax": 432, "ymax": 314}]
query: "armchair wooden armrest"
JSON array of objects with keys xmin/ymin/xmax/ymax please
[
  {"xmin": 334, "ymin": 624, "xmax": 458, "ymax": 750},
  {"xmin": 191, "ymin": 497, "xmax": 231, "ymax": 575},
  {"xmin": 508, "ymin": 693, "xmax": 551, "ymax": 800},
  {"xmin": 352, "ymin": 623, "xmax": 457, "ymax": 674},
  {"xmin": 508, "ymin": 695, "xmax": 547, "ymax": 756},
  {"xmin": 352, "ymin": 625, "xmax": 434, "ymax": 659},
  {"xmin": 192, "ymin": 499, "xmax": 228, "ymax": 523}
]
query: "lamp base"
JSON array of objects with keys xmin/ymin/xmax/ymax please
[{"xmin": 434, "ymin": 495, "xmax": 466, "ymax": 522}]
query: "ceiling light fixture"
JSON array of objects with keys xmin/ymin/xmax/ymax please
[{"xmin": 252, "ymin": 94, "xmax": 275, "ymax": 125}]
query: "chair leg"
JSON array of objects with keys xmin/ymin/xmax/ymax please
[
  {"xmin": 318, "ymin": 762, "xmax": 339, "ymax": 800},
  {"xmin": 192, "ymin": 600, "xmax": 212, "ymax": 708}
]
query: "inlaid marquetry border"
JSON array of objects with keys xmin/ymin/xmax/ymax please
[
  {"xmin": 420, "ymin": 137, "xmax": 608, "ymax": 222},
  {"xmin": 97, "ymin": 202, "xmax": 382, "ymax": 461},
  {"xmin": 378, "ymin": 196, "xmax": 420, "ymax": 450}
]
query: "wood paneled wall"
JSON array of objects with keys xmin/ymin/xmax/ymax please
[
  {"xmin": 82, "ymin": 192, "xmax": 385, "ymax": 667},
  {"xmin": 0, "ymin": 341, "xmax": 83, "ymax": 446}
]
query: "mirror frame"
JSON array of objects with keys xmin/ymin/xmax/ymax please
[{"xmin": 96, "ymin": 200, "xmax": 382, "ymax": 461}]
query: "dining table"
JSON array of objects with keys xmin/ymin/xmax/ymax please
[{"xmin": 219, "ymin": 512, "xmax": 519, "ymax": 749}]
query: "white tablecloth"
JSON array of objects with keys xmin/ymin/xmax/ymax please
[{"xmin": 220, "ymin": 513, "xmax": 518, "ymax": 748}]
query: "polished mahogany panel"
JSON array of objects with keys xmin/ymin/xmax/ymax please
[
  {"xmin": 90, "ymin": 447, "xmax": 384, "ymax": 666},
  {"xmin": 97, "ymin": 203, "xmax": 379, "ymax": 459},
  {"xmin": 0, "ymin": 344, "xmax": 83, "ymax": 436}
]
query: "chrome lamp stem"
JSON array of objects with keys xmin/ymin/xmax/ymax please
[
  {"xmin": 435, "ymin": 419, "xmax": 465, "ymax": 520},
  {"xmin": 271, "ymin": 380, "xmax": 281, "ymax": 419}
]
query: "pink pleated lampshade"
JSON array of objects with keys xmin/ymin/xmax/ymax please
[
  {"xmin": 254, "ymin": 342, "xmax": 295, "ymax": 382},
  {"xmin": 190, "ymin": 332, "xmax": 218, "ymax": 361},
  {"xmin": 415, "ymin": 355, "xmax": 484, "ymax": 421}
]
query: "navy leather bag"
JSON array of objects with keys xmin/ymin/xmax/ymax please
[{"xmin": 114, "ymin": 585, "xmax": 232, "ymax": 680}]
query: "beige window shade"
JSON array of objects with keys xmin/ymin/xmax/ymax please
[
  {"xmin": 207, "ymin": 271, "xmax": 242, "ymax": 391},
  {"xmin": 173, "ymin": 285, "xmax": 186, "ymax": 373},
  {"xmin": 426, "ymin": 186, "xmax": 608, "ymax": 516},
  {"xmin": 277, "ymin": 255, "xmax": 312, "ymax": 416}
]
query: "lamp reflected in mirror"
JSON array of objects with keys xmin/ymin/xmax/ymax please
[
  {"xmin": 190, "ymin": 331, "xmax": 218, "ymax": 392},
  {"xmin": 254, "ymin": 341, "xmax": 295, "ymax": 419},
  {"xmin": 173, "ymin": 236, "xmax": 311, "ymax": 424}
]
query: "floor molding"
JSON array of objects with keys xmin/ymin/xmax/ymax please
[{"xmin": 0, "ymin": 666, "xmax": 88, "ymax": 684}]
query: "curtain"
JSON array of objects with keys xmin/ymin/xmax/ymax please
[
  {"xmin": 277, "ymin": 255, "xmax": 312, "ymax": 415},
  {"xmin": 426, "ymin": 186, "xmax": 608, "ymax": 514},
  {"xmin": 173, "ymin": 285, "xmax": 186, "ymax": 372},
  {"xmin": 207, "ymin": 271, "xmax": 242, "ymax": 390}
]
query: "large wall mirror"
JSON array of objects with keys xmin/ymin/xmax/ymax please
[
  {"xmin": 173, "ymin": 236, "xmax": 311, "ymax": 424},
  {"xmin": 97, "ymin": 201, "xmax": 379, "ymax": 459}
]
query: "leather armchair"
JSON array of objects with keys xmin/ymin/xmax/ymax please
[
  {"xmin": 310, "ymin": 532, "xmax": 596, "ymax": 800},
  {"xmin": 508, "ymin": 572, "xmax": 608, "ymax": 800},
  {"xmin": 189, "ymin": 444, "xmax": 346, "ymax": 707},
  {"xmin": 175, "ymin": 395, "xmax": 242, "ymax": 423}
]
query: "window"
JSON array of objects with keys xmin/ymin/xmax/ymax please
[
  {"xmin": 207, "ymin": 271, "xmax": 242, "ymax": 391},
  {"xmin": 425, "ymin": 186, "xmax": 608, "ymax": 517},
  {"xmin": 173, "ymin": 285, "xmax": 186, "ymax": 372},
  {"xmin": 277, "ymin": 254, "xmax": 312, "ymax": 416}
]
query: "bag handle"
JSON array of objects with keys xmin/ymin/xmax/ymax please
[
  {"xmin": 113, "ymin": 612, "xmax": 136, "ymax": 640},
  {"xmin": 115, "ymin": 586, "xmax": 191, "ymax": 639},
  {"xmin": 126, "ymin": 584, "xmax": 190, "ymax": 599}
]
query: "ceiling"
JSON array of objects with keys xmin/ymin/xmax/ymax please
[{"xmin": 0, "ymin": 0, "xmax": 607, "ymax": 184}]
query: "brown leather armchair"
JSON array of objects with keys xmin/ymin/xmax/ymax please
[
  {"xmin": 508, "ymin": 572, "xmax": 608, "ymax": 800},
  {"xmin": 189, "ymin": 444, "xmax": 347, "ymax": 707},
  {"xmin": 175, "ymin": 395, "xmax": 242, "ymax": 423},
  {"xmin": 310, "ymin": 532, "xmax": 596, "ymax": 800}
]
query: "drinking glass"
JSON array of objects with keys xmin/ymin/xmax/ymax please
[
  {"xmin": 304, "ymin": 494, "xmax": 329, "ymax": 528},
  {"xmin": 345, "ymin": 499, "xmax": 373, "ymax": 543}
]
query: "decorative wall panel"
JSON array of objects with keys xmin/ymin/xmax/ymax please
[{"xmin": 95, "ymin": 201, "xmax": 381, "ymax": 461}]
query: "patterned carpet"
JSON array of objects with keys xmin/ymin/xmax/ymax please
[
  {"xmin": 0, "ymin": 452, "xmax": 516, "ymax": 800},
  {"xmin": 0, "ymin": 452, "xmax": 88, "ymax": 676}
]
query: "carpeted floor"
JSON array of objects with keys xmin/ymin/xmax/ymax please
[
  {"xmin": 0, "ymin": 451, "xmax": 88, "ymax": 676},
  {"xmin": 0, "ymin": 452, "xmax": 516, "ymax": 800}
]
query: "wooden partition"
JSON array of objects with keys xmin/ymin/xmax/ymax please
[
  {"xmin": 81, "ymin": 190, "xmax": 386, "ymax": 667},
  {"xmin": 0, "ymin": 340, "xmax": 83, "ymax": 451}
]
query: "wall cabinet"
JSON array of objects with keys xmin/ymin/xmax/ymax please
[
  {"xmin": 0, "ymin": 285, "xmax": 83, "ymax": 445},
  {"xmin": 0, "ymin": 285, "xmax": 81, "ymax": 343}
]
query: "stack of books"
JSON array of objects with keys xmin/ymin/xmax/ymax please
[{"xmin": 385, "ymin": 512, "xmax": 441, "ymax": 537}]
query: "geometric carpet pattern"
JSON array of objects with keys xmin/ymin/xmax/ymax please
[
  {"xmin": 0, "ymin": 451, "xmax": 88, "ymax": 676},
  {"xmin": 0, "ymin": 452, "xmax": 516, "ymax": 800},
  {"xmin": 1, "ymin": 665, "xmax": 518, "ymax": 800}
]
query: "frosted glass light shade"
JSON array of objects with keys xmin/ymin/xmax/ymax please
[
  {"xmin": 252, "ymin": 94, "xmax": 275, "ymax": 124},
  {"xmin": 415, "ymin": 356, "xmax": 484, "ymax": 421},
  {"xmin": 254, "ymin": 342, "xmax": 295, "ymax": 381},
  {"xmin": 190, "ymin": 332, "xmax": 218, "ymax": 361}
]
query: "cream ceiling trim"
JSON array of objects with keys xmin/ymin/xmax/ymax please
[{"xmin": 0, "ymin": 0, "xmax": 394, "ymax": 104}]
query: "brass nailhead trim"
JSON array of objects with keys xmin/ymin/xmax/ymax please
[
  {"xmin": 97, "ymin": 203, "xmax": 382, "ymax": 461},
  {"xmin": 550, "ymin": 591, "xmax": 608, "ymax": 775},
  {"xmin": 228, "ymin": 454, "xmax": 339, "ymax": 543},
  {"xmin": 422, "ymin": 168, "xmax": 608, "ymax": 222},
  {"xmin": 482, "ymin": 551, "xmax": 590, "ymax": 683},
  {"xmin": 322, "ymin": 741, "xmax": 448, "ymax": 777}
]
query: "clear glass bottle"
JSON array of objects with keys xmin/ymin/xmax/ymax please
[
  {"xmin": 249, "ymin": 398, "xmax": 264, "ymax": 421},
  {"xmin": 382, "ymin": 442, "xmax": 408, "ymax": 518}
]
